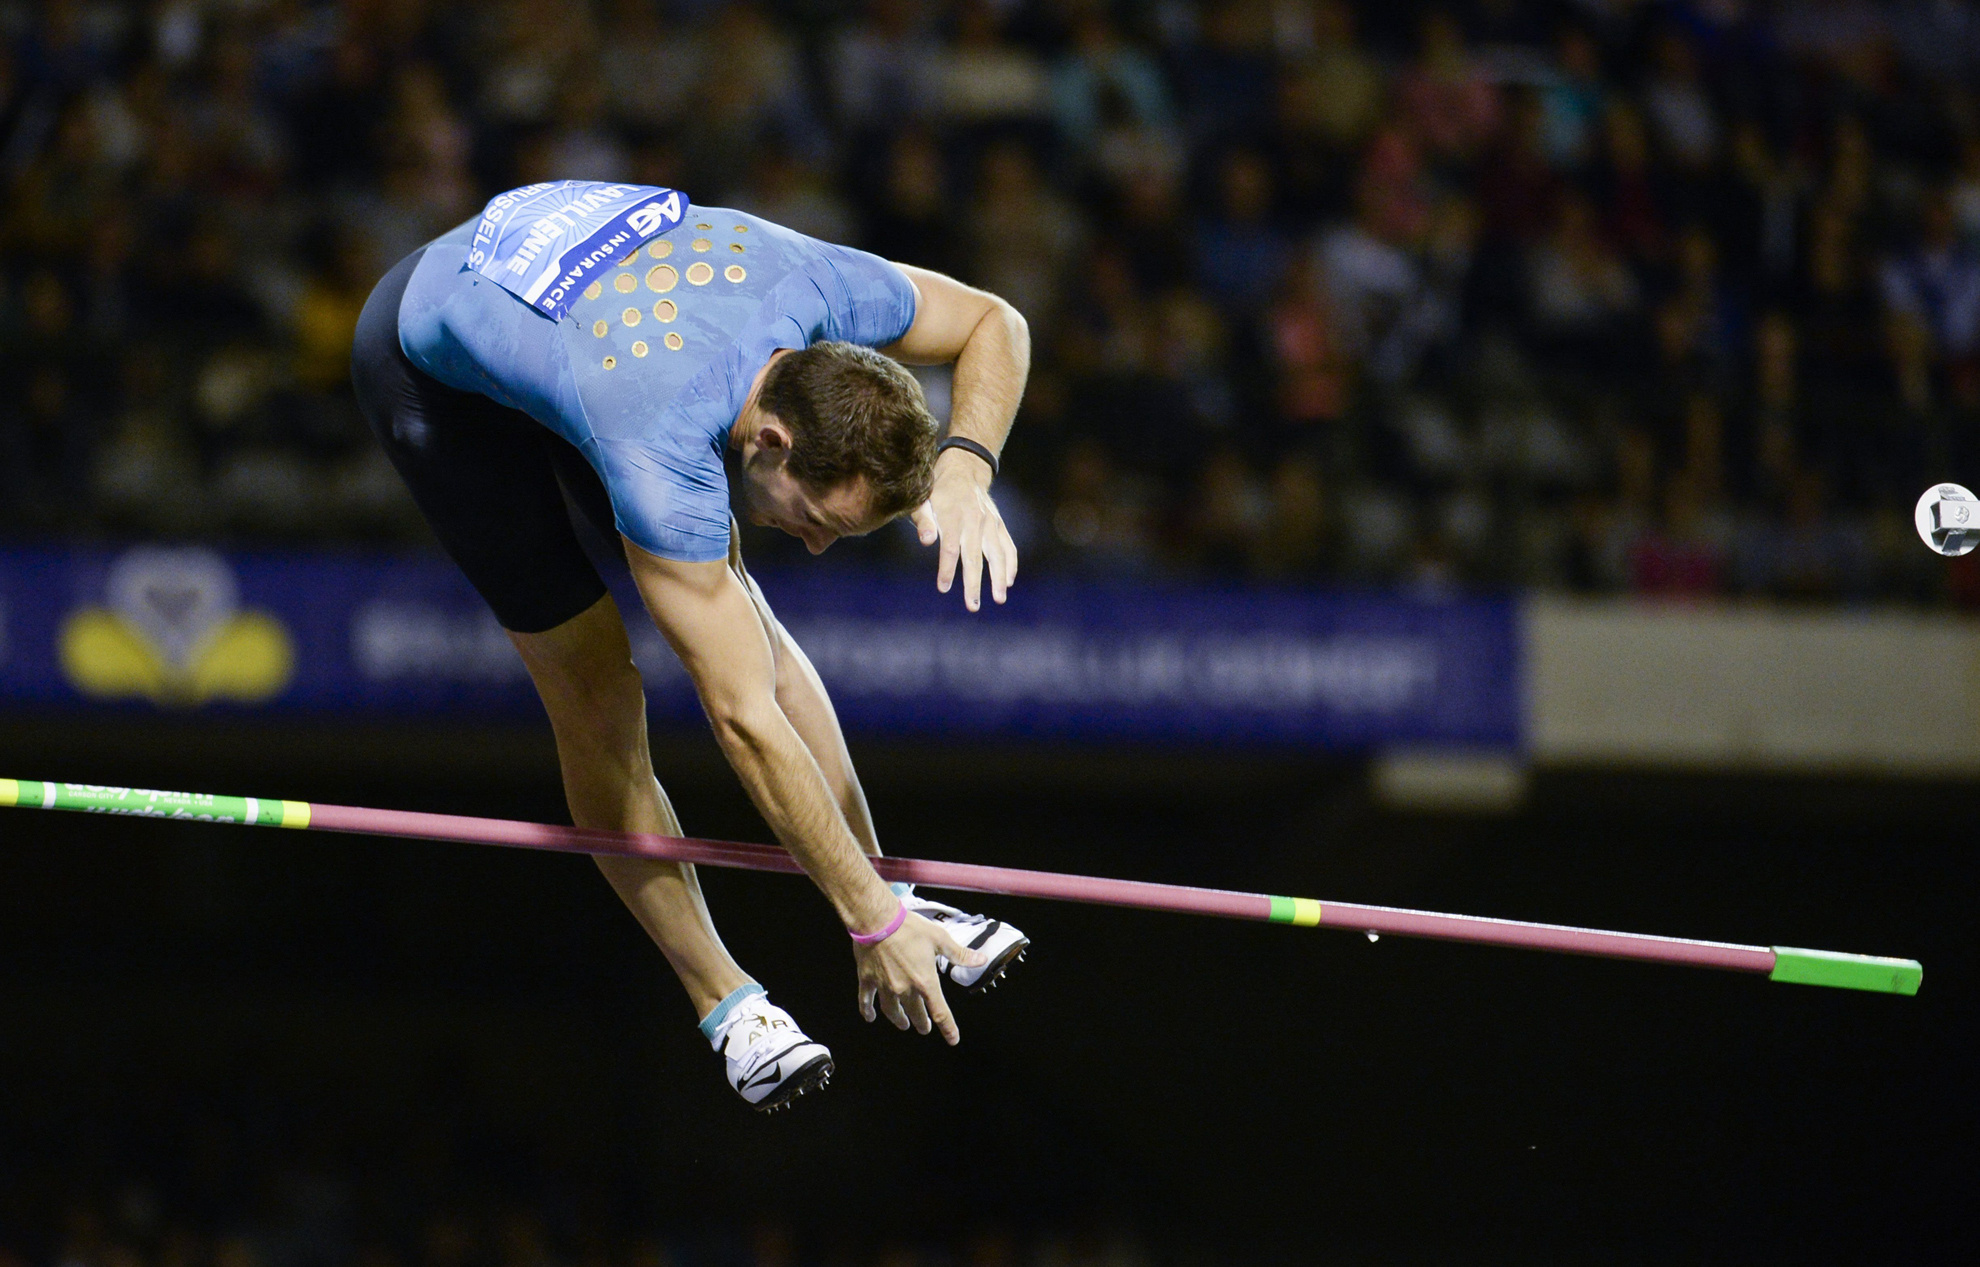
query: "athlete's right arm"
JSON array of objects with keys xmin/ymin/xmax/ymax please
[{"xmin": 623, "ymin": 540, "xmax": 983, "ymax": 1043}]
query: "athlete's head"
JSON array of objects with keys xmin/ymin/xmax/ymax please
[{"xmin": 736, "ymin": 342, "xmax": 938, "ymax": 553}]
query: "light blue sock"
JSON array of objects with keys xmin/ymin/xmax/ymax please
[
  {"xmin": 698, "ymin": 982, "xmax": 766, "ymax": 1043},
  {"xmin": 890, "ymin": 882, "xmax": 916, "ymax": 900}
]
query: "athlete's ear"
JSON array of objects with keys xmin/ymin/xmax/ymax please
[{"xmin": 753, "ymin": 419, "xmax": 796, "ymax": 457}]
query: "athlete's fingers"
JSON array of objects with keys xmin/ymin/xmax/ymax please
[
  {"xmin": 879, "ymin": 991, "xmax": 910, "ymax": 1031},
  {"xmin": 961, "ymin": 516, "xmax": 986, "ymax": 611},
  {"xmin": 859, "ymin": 980, "xmax": 878, "ymax": 1023},
  {"xmin": 922, "ymin": 982, "xmax": 960, "ymax": 1046},
  {"xmin": 981, "ymin": 528, "xmax": 1004, "ymax": 605},
  {"xmin": 936, "ymin": 513, "xmax": 961, "ymax": 594},
  {"xmin": 903, "ymin": 992, "xmax": 932, "ymax": 1036},
  {"xmin": 984, "ymin": 526, "xmax": 1011, "ymax": 605},
  {"xmin": 911, "ymin": 501, "xmax": 938, "ymax": 546}
]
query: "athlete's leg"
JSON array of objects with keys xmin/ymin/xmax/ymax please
[
  {"xmin": 352, "ymin": 249, "xmax": 749, "ymax": 1021},
  {"xmin": 513, "ymin": 600, "xmax": 831, "ymax": 1109},
  {"xmin": 508, "ymin": 594, "xmax": 751, "ymax": 1016}
]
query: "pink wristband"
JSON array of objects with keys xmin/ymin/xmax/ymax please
[{"xmin": 848, "ymin": 901, "xmax": 907, "ymax": 945}]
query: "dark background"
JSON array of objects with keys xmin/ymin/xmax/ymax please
[
  {"xmin": 7, "ymin": 0, "xmax": 1980, "ymax": 1258},
  {"xmin": 3, "ymin": 718, "xmax": 1967, "ymax": 1262}
]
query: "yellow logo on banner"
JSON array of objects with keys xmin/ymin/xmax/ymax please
[{"xmin": 59, "ymin": 547, "xmax": 293, "ymax": 706}]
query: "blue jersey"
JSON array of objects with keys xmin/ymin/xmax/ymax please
[{"xmin": 396, "ymin": 185, "xmax": 919, "ymax": 562}]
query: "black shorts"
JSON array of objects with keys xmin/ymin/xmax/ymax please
[{"xmin": 352, "ymin": 247, "xmax": 620, "ymax": 634}]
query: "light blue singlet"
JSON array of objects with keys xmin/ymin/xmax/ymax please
[{"xmin": 396, "ymin": 183, "xmax": 919, "ymax": 563}]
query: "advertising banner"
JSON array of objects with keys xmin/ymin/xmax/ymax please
[{"xmin": 0, "ymin": 546, "xmax": 1519, "ymax": 749}]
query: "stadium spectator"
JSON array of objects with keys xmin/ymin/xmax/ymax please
[
  {"xmin": 1193, "ymin": 148, "xmax": 1289, "ymax": 315},
  {"xmin": 830, "ymin": 0, "xmax": 941, "ymax": 129},
  {"xmin": 1264, "ymin": 252, "xmax": 1351, "ymax": 431},
  {"xmin": 1526, "ymin": 192, "xmax": 1640, "ymax": 384},
  {"xmin": 1174, "ymin": 0, "xmax": 1277, "ymax": 141},
  {"xmin": 1880, "ymin": 191, "xmax": 1980, "ymax": 408},
  {"xmin": 1641, "ymin": 26, "xmax": 1718, "ymax": 172},
  {"xmin": 966, "ymin": 140, "xmax": 1082, "ymax": 336},
  {"xmin": 1538, "ymin": 23, "xmax": 1605, "ymax": 172},
  {"xmin": 936, "ymin": 0, "xmax": 1048, "ymax": 128},
  {"xmin": 861, "ymin": 128, "xmax": 966, "ymax": 279},
  {"xmin": 1252, "ymin": 451, "xmax": 1332, "ymax": 577},
  {"xmin": 1281, "ymin": 1, "xmax": 1385, "ymax": 157},
  {"xmin": 1049, "ymin": 8, "xmax": 1173, "ymax": 170},
  {"xmin": 1397, "ymin": 11, "xmax": 1500, "ymax": 166}
]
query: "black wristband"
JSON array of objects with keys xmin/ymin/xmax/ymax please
[{"xmin": 937, "ymin": 436, "xmax": 1000, "ymax": 477}]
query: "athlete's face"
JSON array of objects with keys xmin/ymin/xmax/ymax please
[{"xmin": 739, "ymin": 462, "xmax": 884, "ymax": 555}]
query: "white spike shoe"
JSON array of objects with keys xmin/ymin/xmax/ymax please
[
  {"xmin": 903, "ymin": 892, "xmax": 1030, "ymax": 993},
  {"xmin": 711, "ymin": 994, "xmax": 833, "ymax": 1112}
]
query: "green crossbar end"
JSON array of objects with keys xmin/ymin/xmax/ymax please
[{"xmin": 1770, "ymin": 947, "xmax": 1922, "ymax": 996}]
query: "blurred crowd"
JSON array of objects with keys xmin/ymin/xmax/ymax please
[
  {"xmin": 4, "ymin": 0, "xmax": 1980, "ymax": 602},
  {"xmin": 3, "ymin": 1108, "xmax": 1145, "ymax": 1267},
  {"xmin": 2, "ymin": 1197, "xmax": 1148, "ymax": 1267},
  {"xmin": 2, "ymin": 1050, "xmax": 1147, "ymax": 1267}
]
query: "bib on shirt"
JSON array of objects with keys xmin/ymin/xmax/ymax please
[{"xmin": 466, "ymin": 182, "xmax": 687, "ymax": 320}]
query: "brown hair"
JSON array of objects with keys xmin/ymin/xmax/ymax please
[{"xmin": 757, "ymin": 341, "xmax": 938, "ymax": 519}]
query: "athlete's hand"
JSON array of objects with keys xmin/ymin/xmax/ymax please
[
  {"xmin": 854, "ymin": 912, "xmax": 987, "ymax": 1045},
  {"xmin": 912, "ymin": 448, "xmax": 1017, "ymax": 612}
]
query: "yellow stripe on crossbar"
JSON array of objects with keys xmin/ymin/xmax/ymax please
[
  {"xmin": 0, "ymin": 779, "xmax": 17, "ymax": 808},
  {"xmin": 1291, "ymin": 897, "xmax": 1322, "ymax": 927},
  {"xmin": 280, "ymin": 801, "xmax": 312, "ymax": 828}
]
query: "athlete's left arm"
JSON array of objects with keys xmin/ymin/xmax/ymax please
[
  {"xmin": 883, "ymin": 264, "xmax": 1031, "ymax": 612},
  {"xmin": 728, "ymin": 529, "xmax": 880, "ymax": 859}
]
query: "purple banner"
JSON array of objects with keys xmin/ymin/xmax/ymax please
[{"xmin": 0, "ymin": 546, "xmax": 1519, "ymax": 748}]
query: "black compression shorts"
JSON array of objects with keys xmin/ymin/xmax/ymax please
[{"xmin": 352, "ymin": 246, "xmax": 619, "ymax": 634}]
